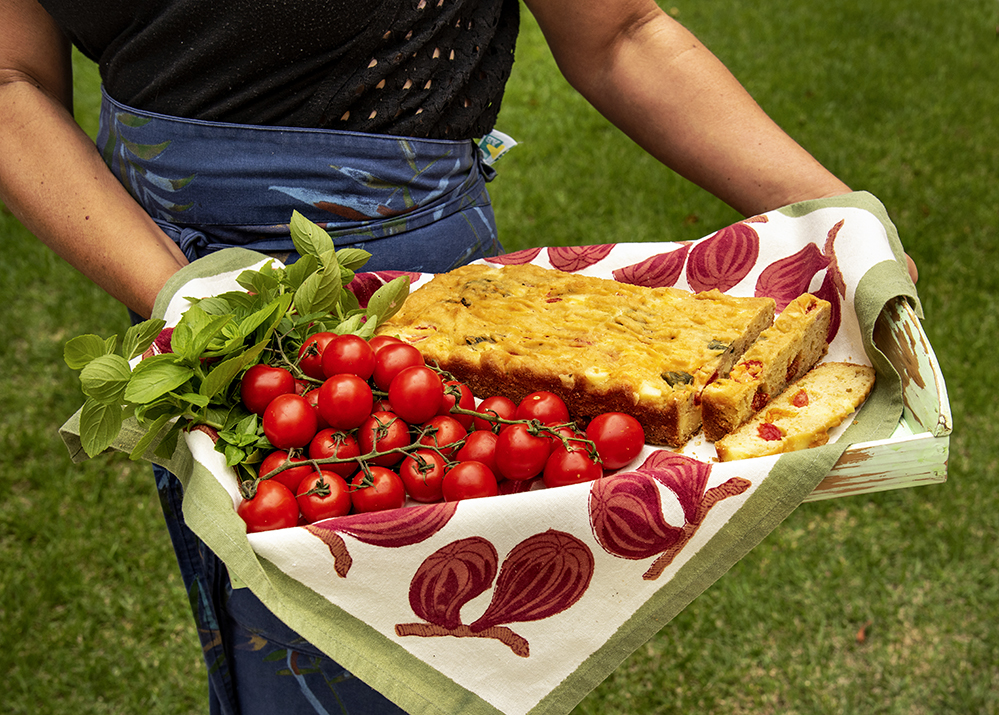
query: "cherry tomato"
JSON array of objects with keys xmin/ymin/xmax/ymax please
[
  {"xmin": 388, "ymin": 365, "xmax": 444, "ymax": 424},
  {"xmin": 259, "ymin": 449, "xmax": 315, "ymax": 493},
  {"xmin": 371, "ymin": 342, "xmax": 424, "ymax": 391},
  {"xmin": 303, "ymin": 388, "xmax": 330, "ymax": 430},
  {"xmin": 297, "ymin": 331, "xmax": 337, "ymax": 381},
  {"xmin": 438, "ymin": 380, "xmax": 476, "ymax": 429},
  {"xmin": 263, "ymin": 393, "xmax": 318, "ymax": 449},
  {"xmin": 237, "ymin": 479, "xmax": 300, "ymax": 533},
  {"xmin": 317, "ymin": 374, "xmax": 373, "ymax": 430},
  {"xmin": 442, "ymin": 461, "xmax": 499, "ymax": 501},
  {"xmin": 240, "ymin": 364, "xmax": 295, "ymax": 416},
  {"xmin": 357, "ymin": 411, "xmax": 411, "ymax": 466},
  {"xmin": 453, "ymin": 430, "xmax": 499, "ymax": 476},
  {"xmin": 350, "ymin": 467, "xmax": 406, "ymax": 513},
  {"xmin": 367, "ymin": 334, "xmax": 404, "ymax": 354},
  {"xmin": 543, "ymin": 445, "xmax": 604, "ymax": 488},
  {"xmin": 585, "ymin": 412, "xmax": 645, "ymax": 470},
  {"xmin": 308, "ymin": 429, "xmax": 360, "ymax": 478},
  {"xmin": 515, "ymin": 390, "xmax": 570, "ymax": 426},
  {"xmin": 416, "ymin": 415, "xmax": 467, "ymax": 458},
  {"xmin": 545, "ymin": 424, "xmax": 589, "ymax": 455},
  {"xmin": 472, "ymin": 395, "xmax": 517, "ymax": 432},
  {"xmin": 321, "ymin": 333, "xmax": 376, "ymax": 380},
  {"xmin": 296, "ymin": 470, "xmax": 352, "ymax": 522},
  {"xmin": 398, "ymin": 449, "xmax": 448, "ymax": 503},
  {"xmin": 494, "ymin": 423, "xmax": 550, "ymax": 481}
]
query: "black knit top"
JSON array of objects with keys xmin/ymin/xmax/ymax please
[{"xmin": 40, "ymin": 0, "xmax": 520, "ymax": 139}]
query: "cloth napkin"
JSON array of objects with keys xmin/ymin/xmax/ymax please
[{"xmin": 62, "ymin": 192, "xmax": 918, "ymax": 715}]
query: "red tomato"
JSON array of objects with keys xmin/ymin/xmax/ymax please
[
  {"xmin": 297, "ymin": 331, "xmax": 337, "ymax": 381},
  {"xmin": 296, "ymin": 470, "xmax": 352, "ymax": 522},
  {"xmin": 367, "ymin": 334, "xmax": 404, "ymax": 354},
  {"xmin": 350, "ymin": 467, "xmax": 406, "ymax": 513},
  {"xmin": 240, "ymin": 364, "xmax": 295, "ymax": 416},
  {"xmin": 585, "ymin": 412, "xmax": 645, "ymax": 470},
  {"xmin": 398, "ymin": 449, "xmax": 448, "ymax": 503},
  {"xmin": 545, "ymin": 424, "xmax": 589, "ymax": 455},
  {"xmin": 453, "ymin": 430, "xmax": 499, "ymax": 476},
  {"xmin": 442, "ymin": 461, "xmax": 499, "ymax": 501},
  {"xmin": 543, "ymin": 446, "xmax": 604, "ymax": 488},
  {"xmin": 303, "ymin": 388, "xmax": 330, "ymax": 430},
  {"xmin": 308, "ymin": 429, "xmax": 361, "ymax": 478},
  {"xmin": 317, "ymin": 374, "xmax": 373, "ymax": 430},
  {"xmin": 416, "ymin": 415, "xmax": 467, "ymax": 458},
  {"xmin": 259, "ymin": 449, "xmax": 315, "ymax": 493},
  {"xmin": 357, "ymin": 411, "xmax": 412, "ymax": 466},
  {"xmin": 263, "ymin": 393, "xmax": 318, "ymax": 449},
  {"xmin": 321, "ymin": 333, "xmax": 376, "ymax": 380},
  {"xmin": 438, "ymin": 380, "xmax": 476, "ymax": 428},
  {"xmin": 515, "ymin": 390, "xmax": 570, "ymax": 426},
  {"xmin": 472, "ymin": 395, "xmax": 517, "ymax": 432},
  {"xmin": 371, "ymin": 342, "xmax": 424, "ymax": 390},
  {"xmin": 237, "ymin": 479, "xmax": 300, "ymax": 533},
  {"xmin": 388, "ymin": 366, "xmax": 444, "ymax": 424},
  {"xmin": 494, "ymin": 423, "xmax": 550, "ymax": 481}
]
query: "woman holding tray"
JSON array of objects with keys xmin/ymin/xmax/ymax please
[{"xmin": 0, "ymin": 0, "xmax": 906, "ymax": 712}]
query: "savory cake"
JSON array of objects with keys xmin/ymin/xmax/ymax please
[
  {"xmin": 714, "ymin": 362, "xmax": 876, "ymax": 461},
  {"xmin": 700, "ymin": 293, "xmax": 832, "ymax": 441},
  {"xmin": 376, "ymin": 263, "xmax": 776, "ymax": 446}
]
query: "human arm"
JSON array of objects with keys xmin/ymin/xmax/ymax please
[{"xmin": 0, "ymin": 0, "xmax": 188, "ymax": 318}]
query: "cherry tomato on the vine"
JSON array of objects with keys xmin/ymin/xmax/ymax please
[
  {"xmin": 303, "ymin": 388, "xmax": 330, "ymax": 430},
  {"xmin": 296, "ymin": 470, "xmax": 352, "ymax": 522},
  {"xmin": 297, "ymin": 331, "xmax": 337, "ymax": 381},
  {"xmin": 542, "ymin": 446, "xmax": 604, "ymax": 489},
  {"xmin": 585, "ymin": 412, "xmax": 645, "ymax": 470},
  {"xmin": 241, "ymin": 364, "xmax": 295, "ymax": 416},
  {"xmin": 263, "ymin": 393, "xmax": 318, "ymax": 449},
  {"xmin": 371, "ymin": 342, "xmax": 424, "ymax": 391},
  {"xmin": 472, "ymin": 395, "xmax": 517, "ymax": 432},
  {"xmin": 350, "ymin": 467, "xmax": 406, "ymax": 513},
  {"xmin": 442, "ymin": 461, "xmax": 499, "ymax": 501},
  {"xmin": 453, "ymin": 430, "xmax": 499, "ymax": 476},
  {"xmin": 439, "ymin": 380, "xmax": 476, "ymax": 428},
  {"xmin": 367, "ymin": 334, "xmax": 403, "ymax": 354},
  {"xmin": 259, "ymin": 449, "xmax": 315, "ymax": 493},
  {"xmin": 494, "ymin": 423, "xmax": 550, "ymax": 481},
  {"xmin": 357, "ymin": 411, "xmax": 411, "ymax": 466},
  {"xmin": 237, "ymin": 479, "xmax": 300, "ymax": 533},
  {"xmin": 388, "ymin": 365, "xmax": 444, "ymax": 424},
  {"xmin": 515, "ymin": 390, "xmax": 570, "ymax": 426},
  {"xmin": 308, "ymin": 429, "xmax": 360, "ymax": 478},
  {"xmin": 321, "ymin": 333, "xmax": 376, "ymax": 380},
  {"xmin": 317, "ymin": 374, "xmax": 373, "ymax": 431},
  {"xmin": 398, "ymin": 449, "xmax": 447, "ymax": 503},
  {"xmin": 416, "ymin": 415, "xmax": 467, "ymax": 458}
]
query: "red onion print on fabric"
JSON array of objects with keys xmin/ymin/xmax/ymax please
[
  {"xmin": 612, "ymin": 244, "xmax": 690, "ymax": 288},
  {"xmin": 305, "ymin": 502, "xmax": 457, "ymax": 577},
  {"xmin": 547, "ymin": 244, "xmax": 615, "ymax": 272},
  {"xmin": 484, "ymin": 247, "xmax": 543, "ymax": 265},
  {"xmin": 395, "ymin": 529, "xmax": 595, "ymax": 657},
  {"xmin": 589, "ymin": 451, "xmax": 751, "ymax": 580},
  {"xmin": 755, "ymin": 219, "xmax": 845, "ymax": 342},
  {"xmin": 347, "ymin": 271, "xmax": 421, "ymax": 309},
  {"xmin": 685, "ymin": 218, "xmax": 764, "ymax": 293}
]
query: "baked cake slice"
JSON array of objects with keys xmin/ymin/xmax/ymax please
[
  {"xmin": 714, "ymin": 362, "xmax": 876, "ymax": 461},
  {"xmin": 700, "ymin": 293, "xmax": 832, "ymax": 441},
  {"xmin": 376, "ymin": 263, "xmax": 775, "ymax": 447}
]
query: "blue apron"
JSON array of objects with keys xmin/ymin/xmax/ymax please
[{"xmin": 98, "ymin": 89, "xmax": 504, "ymax": 715}]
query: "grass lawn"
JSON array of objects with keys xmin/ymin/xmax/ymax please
[{"xmin": 2, "ymin": 1, "xmax": 996, "ymax": 713}]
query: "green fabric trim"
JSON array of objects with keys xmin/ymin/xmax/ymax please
[{"xmin": 151, "ymin": 247, "xmax": 277, "ymax": 319}]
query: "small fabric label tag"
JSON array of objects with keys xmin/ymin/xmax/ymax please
[{"xmin": 477, "ymin": 129, "xmax": 518, "ymax": 165}]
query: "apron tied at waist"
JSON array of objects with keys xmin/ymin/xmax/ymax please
[{"xmin": 96, "ymin": 88, "xmax": 503, "ymax": 272}]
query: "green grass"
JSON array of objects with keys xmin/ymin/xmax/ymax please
[{"xmin": 2, "ymin": 1, "xmax": 997, "ymax": 712}]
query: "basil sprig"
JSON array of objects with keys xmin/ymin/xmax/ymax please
[{"xmin": 64, "ymin": 211, "xmax": 410, "ymax": 472}]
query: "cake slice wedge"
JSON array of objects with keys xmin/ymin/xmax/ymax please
[
  {"xmin": 700, "ymin": 293, "xmax": 832, "ymax": 441},
  {"xmin": 714, "ymin": 361, "xmax": 876, "ymax": 461}
]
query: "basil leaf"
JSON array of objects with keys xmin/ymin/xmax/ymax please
[
  {"xmin": 129, "ymin": 412, "xmax": 174, "ymax": 461},
  {"xmin": 283, "ymin": 253, "xmax": 318, "ymax": 290},
  {"xmin": 365, "ymin": 275, "xmax": 410, "ymax": 325},
  {"xmin": 124, "ymin": 354, "xmax": 195, "ymax": 404},
  {"xmin": 335, "ymin": 247, "xmax": 371, "ymax": 272},
  {"xmin": 122, "ymin": 319, "xmax": 166, "ymax": 361},
  {"xmin": 295, "ymin": 267, "xmax": 342, "ymax": 316},
  {"xmin": 199, "ymin": 338, "xmax": 267, "ymax": 399},
  {"xmin": 65, "ymin": 334, "xmax": 111, "ymax": 370},
  {"xmin": 80, "ymin": 397, "xmax": 125, "ymax": 458},
  {"xmin": 79, "ymin": 353, "xmax": 132, "ymax": 404},
  {"xmin": 290, "ymin": 210, "xmax": 335, "ymax": 258}
]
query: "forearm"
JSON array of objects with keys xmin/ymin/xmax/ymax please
[
  {"xmin": 0, "ymin": 77, "xmax": 187, "ymax": 318},
  {"xmin": 533, "ymin": 5, "xmax": 851, "ymax": 216}
]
